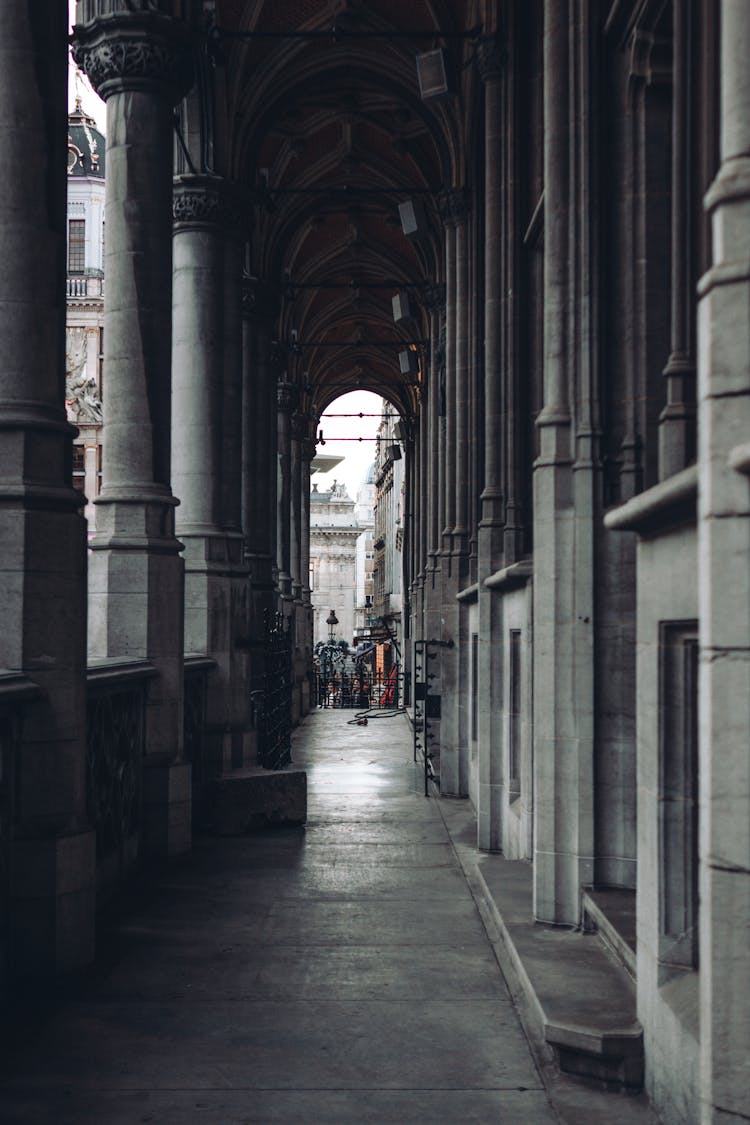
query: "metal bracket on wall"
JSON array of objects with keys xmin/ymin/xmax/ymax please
[{"xmin": 413, "ymin": 637, "xmax": 453, "ymax": 796}]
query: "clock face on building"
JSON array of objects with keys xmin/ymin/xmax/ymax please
[{"xmin": 67, "ymin": 142, "xmax": 82, "ymax": 173}]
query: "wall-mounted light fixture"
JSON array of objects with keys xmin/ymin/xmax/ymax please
[
  {"xmin": 399, "ymin": 349, "xmax": 418, "ymax": 375},
  {"xmin": 392, "ymin": 291, "xmax": 412, "ymax": 323},
  {"xmin": 398, "ymin": 198, "xmax": 428, "ymax": 241},
  {"xmin": 416, "ymin": 49, "xmax": 451, "ymax": 99}
]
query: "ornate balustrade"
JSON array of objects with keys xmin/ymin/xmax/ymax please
[{"xmin": 66, "ymin": 275, "xmax": 104, "ymax": 300}]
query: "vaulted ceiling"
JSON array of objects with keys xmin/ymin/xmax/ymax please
[{"xmin": 208, "ymin": 0, "xmax": 485, "ymax": 425}]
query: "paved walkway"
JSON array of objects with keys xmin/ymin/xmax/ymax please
[{"xmin": 1, "ymin": 710, "xmax": 634, "ymax": 1123}]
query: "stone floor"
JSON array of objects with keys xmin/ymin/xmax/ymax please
[{"xmin": 1, "ymin": 710, "xmax": 657, "ymax": 1123}]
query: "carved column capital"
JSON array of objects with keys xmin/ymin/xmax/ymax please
[
  {"xmin": 438, "ymin": 188, "xmax": 468, "ymax": 228},
  {"xmin": 277, "ymin": 380, "xmax": 297, "ymax": 413},
  {"xmin": 476, "ymin": 34, "xmax": 505, "ymax": 84},
  {"xmin": 172, "ymin": 174, "xmax": 250, "ymax": 234},
  {"xmin": 241, "ymin": 277, "xmax": 279, "ymax": 321},
  {"xmin": 71, "ymin": 10, "xmax": 194, "ymax": 104},
  {"xmin": 628, "ymin": 28, "xmax": 672, "ymax": 87},
  {"xmin": 301, "ymin": 437, "xmax": 318, "ymax": 463},
  {"xmin": 423, "ymin": 281, "xmax": 446, "ymax": 316}
]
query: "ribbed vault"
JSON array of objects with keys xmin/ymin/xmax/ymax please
[{"xmin": 210, "ymin": 0, "xmax": 481, "ymax": 429}]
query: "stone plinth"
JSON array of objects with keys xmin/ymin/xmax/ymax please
[{"xmin": 204, "ymin": 768, "xmax": 307, "ymax": 835}]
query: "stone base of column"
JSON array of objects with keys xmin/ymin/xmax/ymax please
[
  {"xmin": 10, "ymin": 829, "xmax": 96, "ymax": 980},
  {"xmin": 142, "ymin": 761, "xmax": 192, "ymax": 857},
  {"xmin": 204, "ymin": 767, "xmax": 307, "ymax": 834}
]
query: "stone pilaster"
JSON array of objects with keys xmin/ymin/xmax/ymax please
[
  {"xmin": 532, "ymin": 0, "xmax": 594, "ymax": 923},
  {"xmin": 241, "ymin": 278, "xmax": 278, "ymax": 608},
  {"xmin": 453, "ymin": 194, "xmax": 471, "ymax": 571},
  {"xmin": 172, "ymin": 174, "xmax": 252, "ymax": 774},
  {"xmin": 476, "ymin": 32, "xmax": 506, "ymax": 851},
  {"xmin": 1, "ymin": 0, "xmax": 96, "ymax": 979},
  {"xmin": 659, "ymin": 0, "xmax": 696, "ymax": 478},
  {"xmin": 437, "ymin": 191, "xmax": 467, "ymax": 797},
  {"xmin": 697, "ymin": 3, "xmax": 750, "ymax": 1118},
  {"xmin": 276, "ymin": 379, "xmax": 296, "ymax": 599},
  {"xmin": 73, "ymin": 6, "xmax": 195, "ymax": 856}
]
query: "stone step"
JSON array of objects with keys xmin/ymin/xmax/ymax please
[
  {"xmin": 473, "ymin": 855, "xmax": 643, "ymax": 1093},
  {"xmin": 582, "ymin": 887, "xmax": 637, "ymax": 980},
  {"xmin": 203, "ymin": 767, "xmax": 307, "ymax": 835}
]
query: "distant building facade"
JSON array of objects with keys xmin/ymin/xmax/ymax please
[
  {"xmin": 309, "ymin": 479, "xmax": 362, "ymax": 647},
  {"xmin": 65, "ymin": 97, "xmax": 105, "ymax": 526}
]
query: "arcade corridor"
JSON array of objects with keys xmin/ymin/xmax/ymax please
[
  {"xmin": 1, "ymin": 710, "xmax": 658, "ymax": 1125},
  {"xmin": 2, "ymin": 3, "xmax": 750, "ymax": 1122}
]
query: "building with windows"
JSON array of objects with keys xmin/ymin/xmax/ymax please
[
  {"xmin": 65, "ymin": 96, "xmax": 105, "ymax": 524},
  {"xmin": 1, "ymin": 3, "xmax": 749, "ymax": 1121},
  {"xmin": 309, "ymin": 479, "xmax": 362, "ymax": 648}
]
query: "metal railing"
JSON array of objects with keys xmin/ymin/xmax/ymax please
[
  {"xmin": 85, "ymin": 659, "xmax": 157, "ymax": 893},
  {"xmin": 313, "ymin": 663, "xmax": 402, "ymax": 711},
  {"xmin": 0, "ymin": 674, "xmax": 40, "ymax": 999},
  {"xmin": 183, "ymin": 656, "xmax": 213, "ymax": 823},
  {"xmin": 257, "ymin": 612, "xmax": 293, "ymax": 770}
]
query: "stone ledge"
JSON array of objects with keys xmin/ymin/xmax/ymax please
[
  {"xmin": 438, "ymin": 796, "xmax": 645, "ymax": 1098},
  {"xmin": 582, "ymin": 886, "xmax": 636, "ymax": 980},
  {"xmin": 204, "ymin": 767, "xmax": 307, "ymax": 835},
  {"xmin": 474, "ymin": 855, "xmax": 643, "ymax": 1093}
]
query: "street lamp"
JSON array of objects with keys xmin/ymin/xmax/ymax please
[{"xmin": 326, "ymin": 608, "xmax": 339, "ymax": 641}]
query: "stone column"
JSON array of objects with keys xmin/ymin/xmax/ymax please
[
  {"xmin": 299, "ymin": 436, "xmax": 315, "ymax": 715},
  {"xmin": 532, "ymin": 0, "xmax": 594, "ymax": 923},
  {"xmin": 241, "ymin": 279, "xmax": 278, "ymax": 614},
  {"xmin": 440, "ymin": 197, "xmax": 459, "ymax": 555},
  {"xmin": 172, "ymin": 174, "xmax": 251, "ymax": 774},
  {"xmin": 276, "ymin": 380, "xmax": 295, "ymax": 599},
  {"xmin": 290, "ymin": 413, "xmax": 303, "ymax": 604},
  {"xmin": 72, "ymin": 6, "xmax": 194, "ymax": 855},
  {"xmin": 453, "ymin": 196, "xmax": 471, "ymax": 570},
  {"xmin": 659, "ymin": 0, "xmax": 696, "ymax": 479},
  {"xmin": 425, "ymin": 285, "xmax": 445, "ymax": 572},
  {"xmin": 289, "ymin": 411, "xmax": 305, "ymax": 722},
  {"xmin": 1, "ymin": 0, "xmax": 96, "ymax": 978},
  {"xmin": 476, "ymin": 32, "xmax": 506, "ymax": 851},
  {"xmin": 438, "ymin": 192, "xmax": 465, "ymax": 796},
  {"xmin": 241, "ymin": 279, "xmax": 278, "ymax": 743},
  {"xmin": 698, "ymin": 3, "xmax": 750, "ymax": 1118}
]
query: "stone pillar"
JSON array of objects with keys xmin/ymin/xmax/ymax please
[
  {"xmin": 438, "ymin": 192, "xmax": 465, "ymax": 797},
  {"xmin": 453, "ymin": 198, "xmax": 471, "ymax": 569},
  {"xmin": 698, "ymin": 3, "xmax": 750, "ymax": 1118},
  {"xmin": 1, "ymin": 0, "xmax": 96, "ymax": 978},
  {"xmin": 425, "ymin": 285, "xmax": 445, "ymax": 571},
  {"xmin": 241, "ymin": 279, "xmax": 277, "ymax": 619},
  {"xmin": 290, "ymin": 413, "xmax": 303, "ymax": 604},
  {"xmin": 299, "ymin": 437, "xmax": 315, "ymax": 715},
  {"xmin": 659, "ymin": 0, "xmax": 696, "ymax": 479},
  {"xmin": 532, "ymin": 0, "xmax": 594, "ymax": 923},
  {"xmin": 241, "ymin": 280, "xmax": 278, "ymax": 745},
  {"xmin": 290, "ymin": 411, "xmax": 305, "ymax": 722},
  {"xmin": 276, "ymin": 380, "xmax": 295, "ymax": 599},
  {"xmin": 477, "ymin": 32, "xmax": 506, "ymax": 851},
  {"xmin": 172, "ymin": 174, "xmax": 251, "ymax": 774},
  {"xmin": 73, "ymin": 6, "xmax": 194, "ymax": 856},
  {"xmin": 440, "ymin": 197, "xmax": 459, "ymax": 554}
]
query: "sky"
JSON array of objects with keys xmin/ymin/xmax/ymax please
[{"xmin": 314, "ymin": 391, "xmax": 385, "ymax": 499}]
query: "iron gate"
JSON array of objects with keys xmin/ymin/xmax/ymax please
[{"xmin": 257, "ymin": 611, "xmax": 293, "ymax": 770}]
